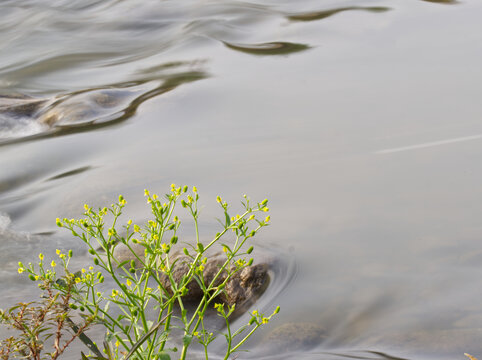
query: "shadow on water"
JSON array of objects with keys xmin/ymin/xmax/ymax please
[
  {"xmin": 419, "ymin": 0, "xmax": 459, "ymax": 4},
  {"xmin": 0, "ymin": 69, "xmax": 207, "ymax": 147},
  {"xmin": 46, "ymin": 166, "xmax": 93, "ymax": 181},
  {"xmin": 286, "ymin": 6, "xmax": 391, "ymax": 22},
  {"xmin": 222, "ymin": 41, "xmax": 310, "ymax": 56}
]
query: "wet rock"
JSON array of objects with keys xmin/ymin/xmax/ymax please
[
  {"xmin": 112, "ymin": 244, "xmax": 270, "ymax": 309},
  {"xmin": 221, "ymin": 263, "xmax": 269, "ymax": 308},
  {"xmin": 262, "ymin": 322, "xmax": 326, "ymax": 352},
  {"xmin": 0, "ymin": 94, "xmax": 47, "ymax": 118},
  {"xmin": 112, "ymin": 242, "xmax": 146, "ymax": 267},
  {"xmin": 159, "ymin": 253, "xmax": 270, "ymax": 309}
]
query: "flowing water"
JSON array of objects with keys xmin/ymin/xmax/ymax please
[{"xmin": 1, "ymin": 0, "xmax": 482, "ymax": 359}]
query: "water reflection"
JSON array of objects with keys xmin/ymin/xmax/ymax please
[{"xmin": 420, "ymin": 0, "xmax": 458, "ymax": 4}]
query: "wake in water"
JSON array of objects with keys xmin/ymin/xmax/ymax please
[{"xmin": 0, "ymin": 66, "xmax": 206, "ymax": 144}]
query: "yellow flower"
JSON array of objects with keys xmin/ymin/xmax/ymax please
[
  {"xmin": 75, "ymin": 277, "xmax": 81, "ymax": 283},
  {"xmin": 152, "ymin": 194, "xmax": 158, "ymax": 200},
  {"xmin": 38, "ymin": 253, "xmax": 44, "ymax": 261},
  {"xmin": 265, "ymin": 216, "xmax": 270, "ymax": 223},
  {"xmin": 248, "ymin": 215, "xmax": 255, "ymax": 221},
  {"xmin": 84, "ymin": 204, "xmax": 89, "ymax": 211},
  {"xmin": 81, "ymin": 268, "xmax": 86, "ymax": 273},
  {"xmin": 112, "ymin": 289, "xmax": 119, "ymax": 297},
  {"xmin": 127, "ymin": 220, "xmax": 132, "ymax": 225},
  {"xmin": 193, "ymin": 186, "xmax": 198, "ymax": 193},
  {"xmin": 262, "ymin": 318, "xmax": 269, "ymax": 324},
  {"xmin": 252, "ymin": 310, "xmax": 259, "ymax": 316},
  {"xmin": 198, "ymin": 265, "xmax": 204, "ymax": 272},
  {"xmin": 56, "ymin": 249, "xmax": 61, "ymax": 255},
  {"xmin": 134, "ymin": 225, "xmax": 140, "ymax": 232},
  {"xmin": 144, "ymin": 189, "xmax": 150, "ymax": 196},
  {"xmin": 89, "ymin": 266, "xmax": 93, "ymax": 271},
  {"xmin": 51, "ymin": 261, "xmax": 56, "ymax": 267},
  {"xmin": 17, "ymin": 268, "xmax": 24, "ymax": 274},
  {"xmin": 193, "ymin": 331, "xmax": 199, "ymax": 336},
  {"xmin": 216, "ymin": 196, "xmax": 222, "ymax": 203},
  {"xmin": 262, "ymin": 207, "xmax": 269, "ymax": 212},
  {"xmin": 161, "ymin": 243, "xmax": 168, "ymax": 251},
  {"xmin": 126, "ymin": 279, "xmax": 132, "ymax": 287}
]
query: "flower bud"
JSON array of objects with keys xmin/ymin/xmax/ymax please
[{"xmin": 246, "ymin": 246, "xmax": 254, "ymax": 254}]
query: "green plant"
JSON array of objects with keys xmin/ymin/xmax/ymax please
[
  {"xmin": 4, "ymin": 185, "xmax": 278, "ymax": 360},
  {"xmin": 0, "ymin": 265, "xmax": 96, "ymax": 360}
]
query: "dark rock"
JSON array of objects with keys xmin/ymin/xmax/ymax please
[
  {"xmin": 112, "ymin": 244, "xmax": 270, "ymax": 309},
  {"xmin": 158, "ymin": 253, "xmax": 270, "ymax": 309},
  {"xmin": 220, "ymin": 263, "xmax": 269, "ymax": 308}
]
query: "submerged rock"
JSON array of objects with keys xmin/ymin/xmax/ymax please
[{"xmin": 262, "ymin": 322, "xmax": 326, "ymax": 353}]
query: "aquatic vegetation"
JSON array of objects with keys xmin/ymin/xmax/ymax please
[{"xmin": 1, "ymin": 186, "xmax": 278, "ymax": 359}]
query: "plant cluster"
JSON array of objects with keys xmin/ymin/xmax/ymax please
[
  {"xmin": 1, "ymin": 185, "xmax": 279, "ymax": 360},
  {"xmin": 0, "ymin": 258, "xmax": 95, "ymax": 360}
]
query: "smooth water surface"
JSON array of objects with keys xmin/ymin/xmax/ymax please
[{"xmin": 1, "ymin": 0, "xmax": 482, "ymax": 359}]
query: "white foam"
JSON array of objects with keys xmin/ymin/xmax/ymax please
[
  {"xmin": 0, "ymin": 213, "xmax": 11, "ymax": 233},
  {"xmin": 0, "ymin": 118, "xmax": 47, "ymax": 140}
]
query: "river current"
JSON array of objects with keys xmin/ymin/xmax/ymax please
[{"xmin": 1, "ymin": 0, "xmax": 482, "ymax": 359}]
